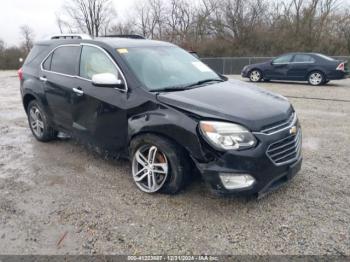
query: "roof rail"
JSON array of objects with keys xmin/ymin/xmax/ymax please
[
  {"xmin": 50, "ymin": 34, "xmax": 92, "ymax": 40},
  {"xmin": 102, "ymin": 34, "xmax": 145, "ymax": 39}
]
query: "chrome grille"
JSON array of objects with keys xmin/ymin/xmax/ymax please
[
  {"xmin": 261, "ymin": 113, "xmax": 296, "ymax": 135},
  {"xmin": 266, "ymin": 130, "xmax": 302, "ymax": 166}
]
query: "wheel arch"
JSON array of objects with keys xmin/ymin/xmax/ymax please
[
  {"xmin": 130, "ymin": 131, "xmax": 190, "ymax": 158},
  {"xmin": 23, "ymin": 92, "xmax": 39, "ymax": 113},
  {"xmin": 307, "ymin": 69, "xmax": 326, "ymax": 78},
  {"xmin": 307, "ymin": 69, "xmax": 327, "ymax": 85},
  {"xmin": 249, "ymin": 68, "xmax": 264, "ymax": 79},
  {"xmin": 127, "ymin": 110, "xmax": 209, "ymax": 164},
  {"xmin": 129, "ymin": 131, "xmax": 197, "ymax": 172}
]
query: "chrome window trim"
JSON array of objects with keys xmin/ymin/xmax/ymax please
[
  {"xmin": 40, "ymin": 43, "xmax": 128, "ymax": 92},
  {"xmin": 272, "ymin": 61, "xmax": 315, "ymax": 65},
  {"xmin": 272, "ymin": 62, "xmax": 291, "ymax": 65},
  {"xmin": 289, "ymin": 61, "xmax": 315, "ymax": 64}
]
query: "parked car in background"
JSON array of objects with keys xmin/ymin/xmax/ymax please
[{"xmin": 241, "ymin": 53, "xmax": 349, "ymax": 86}]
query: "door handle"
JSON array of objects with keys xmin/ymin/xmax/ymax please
[
  {"xmin": 39, "ymin": 76, "xmax": 47, "ymax": 82},
  {"xmin": 73, "ymin": 87, "xmax": 84, "ymax": 96}
]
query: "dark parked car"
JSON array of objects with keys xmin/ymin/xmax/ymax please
[
  {"xmin": 19, "ymin": 34, "xmax": 302, "ymax": 197},
  {"xmin": 241, "ymin": 53, "xmax": 349, "ymax": 86}
]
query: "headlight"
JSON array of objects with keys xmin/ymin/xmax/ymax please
[{"xmin": 199, "ymin": 121, "xmax": 257, "ymax": 151}]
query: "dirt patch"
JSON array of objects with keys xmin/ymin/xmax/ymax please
[{"xmin": 0, "ymin": 71, "xmax": 349, "ymax": 255}]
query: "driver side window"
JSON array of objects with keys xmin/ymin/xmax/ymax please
[
  {"xmin": 80, "ymin": 46, "xmax": 119, "ymax": 80},
  {"xmin": 273, "ymin": 54, "xmax": 293, "ymax": 64}
]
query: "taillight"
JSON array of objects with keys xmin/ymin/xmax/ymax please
[
  {"xmin": 18, "ymin": 68, "xmax": 23, "ymax": 81},
  {"xmin": 336, "ymin": 62, "xmax": 345, "ymax": 71}
]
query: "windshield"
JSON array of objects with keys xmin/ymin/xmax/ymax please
[{"xmin": 118, "ymin": 46, "xmax": 221, "ymax": 91}]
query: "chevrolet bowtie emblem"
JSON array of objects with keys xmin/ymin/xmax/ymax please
[{"xmin": 290, "ymin": 126, "xmax": 297, "ymax": 135}]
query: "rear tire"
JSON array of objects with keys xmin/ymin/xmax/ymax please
[
  {"xmin": 308, "ymin": 71, "xmax": 324, "ymax": 86},
  {"xmin": 27, "ymin": 100, "xmax": 57, "ymax": 142},
  {"xmin": 130, "ymin": 134, "xmax": 190, "ymax": 194},
  {"xmin": 249, "ymin": 69, "xmax": 262, "ymax": 82}
]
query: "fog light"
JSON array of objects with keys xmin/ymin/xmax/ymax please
[{"xmin": 219, "ymin": 173, "xmax": 255, "ymax": 190}]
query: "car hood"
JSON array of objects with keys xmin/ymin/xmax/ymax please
[{"xmin": 156, "ymin": 79, "xmax": 292, "ymax": 131}]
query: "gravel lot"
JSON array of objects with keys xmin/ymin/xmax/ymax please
[{"xmin": 0, "ymin": 70, "xmax": 349, "ymax": 255}]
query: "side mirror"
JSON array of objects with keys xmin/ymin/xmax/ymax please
[
  {"xmin": 92, "ymin": 73, "xmax": 124, "ymax": 88},
  {"xmin": 218, "ymin": 74, "xmax": 228, "ymax": 81}
]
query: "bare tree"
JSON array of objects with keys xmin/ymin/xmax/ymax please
[
  {"xmin": 56, "ymin": 14, "xmax": 74, "ymax": 33},
  {"xmin": 134, "ymin": 0, "xmax": 165, "ymax": 38},
  {"xmin": 0, "ymin": 39, "xmax": 4, "ymax": 53},
  {"xmin": 165, "ymin": 0, "xmax": 193, "ymax": 42},
  {"xmin": 339, "ymin": 9, "xmax": 350, "ymax": 54},
  {"xmin": 52, "ymin": 0, "xmax": 350, "ymax": 56},
  {"xmin": 109, "ymin": 20, "xmax": 137, "ymax": 35},
  {"xmin": 57, "ymin": 0, "xmax": 116, "ymax": 37},
  {"xmin": 19, "ymin": 25, "xmax": 35, "ymax": 54}
]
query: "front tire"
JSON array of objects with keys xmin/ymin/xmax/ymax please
[
  {"xmin": 130, "ymin": 134, "xmax": 189, "ymax": 194},
  {"xmin": 308, "ymin": 71, "xmax": 324, "ymax": 86},
  {"xmin": 27, "ymin": 100, "xmax": 57, "ymax": 142},
  {"xmin": 249, "ymin": 69, "xmax": 262, "ymax": 82}
]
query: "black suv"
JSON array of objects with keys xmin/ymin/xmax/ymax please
[{"xmin": 19, "ymin": 34, "xmax": 302, "ymax": 197}]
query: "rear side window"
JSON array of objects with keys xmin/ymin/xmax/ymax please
[
  {"xmin": 50, "ymin": 46, "xmax": 80, "ymax": 75},
  {"xmin": 316, "ymin": 54, "xmax": 336, "ymax": 61},
  {"xmin": 79, "ymin": 45, "xmax": 118, "ymax": 80},
  {"xmin": 293, "ymin": 55, "xmax": 315, "ymax": 63},
  {"xmin": 42, "ymin": 53, "xmax": 52, "ymax": 70},
  {"xmin": 24, "ymin": 45, "xmax": 49, "ymax": 66}
]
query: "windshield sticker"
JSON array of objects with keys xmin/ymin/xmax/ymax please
[
  {"xmin": 117, "ymin": 48, "xmax": 128, "ymax": 54},
  {"xmin": 192, "ymin": 61, "xmax": 212, "ymax": 72}
]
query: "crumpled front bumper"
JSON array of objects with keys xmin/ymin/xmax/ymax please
[{"xmin": 194, "ymin": 127, "xmax": 302, "ymax": 197}]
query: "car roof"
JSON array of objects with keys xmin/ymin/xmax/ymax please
[
  {"xmin": 280, "ymin": 52, "xmax": 328, "ymax": 57},
  {"xmin": 35, "ymin": 37, "xmax": 175, "ymax": 49}
]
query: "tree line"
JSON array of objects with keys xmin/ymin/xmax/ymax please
[
  {"xmin": 1, "ymin": 0, "xmax": 350, "ymax": 69},
  {"xmin": 57, "ymin": 0, "xmax": 350, "ymax": 56},
  {"xmin": 0, "ymin": 26, "xmax": 34, "ymax": 70}
]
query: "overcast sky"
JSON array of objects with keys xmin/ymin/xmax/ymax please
[
  {"xmin": 1, "ymin": 0, "xmax": 350, "ymax": 47},
  {"xmin": 0, "ymin": 0, "xmax": 134, "ymax": 46}
]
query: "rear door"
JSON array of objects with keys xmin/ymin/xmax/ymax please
[
  {"xmin": 40, "ymin": 45, "xmax": 81, "ymax": 130},
  {"xmin": 288, "ymin": 54, "xmax": 316, "ymax": 80},
  {"xmin": 71, "ymin": 44, "xmax": 128, "ymax": 152},
  {"xmin": 268, "ymin": 54, "xmax": 294, "ymax": 80}
]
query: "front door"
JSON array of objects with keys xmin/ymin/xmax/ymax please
[
  {"xmin": 267, "ymin": 54, "xmax": 294, "ymax": 80},
  {"xmin": 71, "ymin": 45, "xmax": 128, "ymax": 152}
]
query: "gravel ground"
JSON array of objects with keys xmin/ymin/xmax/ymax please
[{"xmin": 0, "ymin": 71, "xmax": 349, "ymax": 255}]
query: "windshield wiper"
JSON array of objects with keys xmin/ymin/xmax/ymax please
[
  {"xmin": 150, "ymin": 78, "xmax": 224, "ymax": 93},
  {"xmin": 185, "ymin": 78, "xmax": 224, "ymax": 88},
  {"xmin": 150, "ymin": 86, "xmax": 191, "ymax": 93}
]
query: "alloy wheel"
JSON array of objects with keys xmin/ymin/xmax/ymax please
[
  {"xmin": 309, "ymin": 72, "xmax": 323, "ymax": 85},
  {"xmin": 29, "ymin": 106, "xmax": 45, "ymax": 138},
  {"xmin": 132, "ymin": 145, "xmax": 169, "ymax": 193},
  {"xmin": 250, "ymin": 70, "xmax": 261, "ymax": 82}
]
